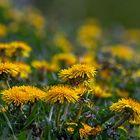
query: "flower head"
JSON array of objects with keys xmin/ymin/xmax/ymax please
[
  {"xmin": 1, "ymin": 86, "xmax": 46, "ymax": 106},
  {"xmin": 52, "ymin": 53, "xmax": 77, "ymax": 67},
  {"xmin": 77, "ymin": 20, "xmax": 102, "ymax": 48},
  {"xmin": 91, "ymin": 85, "xmax": 112, "ymax": 98},
  {"xmin": 104, "ymin": 45, "xmax": 134, "ymax": 61},
  {"xmin": 79, "ymin": 123, "xmax": 102, "ymax": 138},
  {"xmin": 54, "ymin": 33, "xmax": 72, "ymax": 53},
  {"xmin": 14, "ymin": 62, "xmax": 31, "ymax": 79},
  {"xmin": 59, "ymin": 64, "xmax": 96, "ymax": 83},
  {"xmin": 110, "ymin": 98, "xmax": 140, "ymax": 124},
  {"xmin": 0, "ymin": 62, "xmax": 19, "ymax": 78},
  {"xmin": 9, "ymin": 41, "xmax": 32, "ymax": 57},
  {"xmin": 44, "ymin": 85, "xmax": 79, "ymax": 104}
]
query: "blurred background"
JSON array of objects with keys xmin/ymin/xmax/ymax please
[{"xmin": 12, "ymin": 0, "xmax": 140, "ymax": 28}]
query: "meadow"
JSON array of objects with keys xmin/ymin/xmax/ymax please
[{"xmin": 0, "ymin": 1, "xmax": 140, "ymax": 140}]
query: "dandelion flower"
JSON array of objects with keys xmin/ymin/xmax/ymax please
[
  {"xmin": 1, "ymin": 86, "xmax": 46, "ymax": 106},
  {"xmin": 91, "ymin": 85, "xmax": 112, "ymax": 98},
  {"xmin": 103, "ymin": 45, "xmax": 134, "ymax": 61},
  {"xmin": 110, "ymin": 98, "xmax": 140, "ymax": 124},
  {"xmin": 14, "ymin": 62, "xmax": 31, "ymax": 79},
  {"xmin": 52, "ymin": 53, "xmax": 77, "ymax": 67},
  {"xmin": 59, "ymin": 64, "xmax": 96, "ymax": 82},
  {"xmin": 54, "ymin": 33, "xmax": 72, "ymax": 53},
  {"xmin": 9, "ymin": 41, "xmax": 32, "ymax": 57},
  {"xmin": 44, "ymin": 85, "xmax": 79, "ymax": 104},
  {"xmin": 0, "ymin": 62, "xmax": 19, "ymax": 78},
  {"xmin": 79, "ymin": 123, "xmax": 102, "ymax": 138},
  {"xmin": 77, "ymin": 21, "xmax": 102, "ymax": 48}
]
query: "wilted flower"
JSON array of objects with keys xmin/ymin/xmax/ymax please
[{"xmin": 79, "ymin": 123, "xmax": 102, "ymax": 138}]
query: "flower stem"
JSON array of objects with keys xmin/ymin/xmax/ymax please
[
  {"xmin": 5, "ymin": 79, "xmax": 10, "ymax": 89},
  {"xmin": 63, "ymin": 103, "xmax": 69, "ymax": 121},
  {"xmin": 48, "ymin": 105, "xmax": 54, "ymax": 122},
  {"xmin": 111, "ymin": 113, "xmax": 130, "ymax": 130},
  {"xmin": 56, "ymin": 104, "xmax": 62, "ymax": 128},
  {"xmin": 76, "ymin": 104, "xmax": 84, "ymax": 120}
]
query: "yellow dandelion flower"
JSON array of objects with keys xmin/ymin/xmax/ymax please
[
  {"xmin": 2, "ymin": 86, "xmax": 30, "ymax": 106},
  {"xmin": 0, "ymin": 24, "xmax": 7, "ymax": 37},
  {"xmin": 0, "ymin": 62, "xmax": 19, "ymax": 77},
  {"xmin": 32, "ymin": 60, "xmax": 49, "ymax": 70},
  {"xmin": 79, "ymin": 53, "xmax": 100, "ymax": 68},
  {"xmin": 66, "ymin": 122, "xmax": 78, "ymax": 134},
  {"xmin": 77, "ymin": 20, "xmax": 102, "ymax": 48},
  {"xmin": 9, "ymin": 41, "xmax": 32, "ymax": 57},
  {"xmin": 1, "ymin": 86, "xmax": 46, "ymax": 106},
  {"xmin": 44, "ymin": 85, "xmax": 79, "ymax": 104},
  {"xmin": 132, "ymin": 70, "xmax": 140, "ymax": 79},
  {"xmin": 19, "ymin": 86, "xmax": 46, "ymax": 102},
  {"xmin": 59, "ymin": 64, "xmax": 96, "ymax": 82},
  {"xmin": 32, "ymin": 60, "xmax": 57, "ymax": 72},
  {"xmin": 54, "ymin": 33, "xmax": 72, "ymax": 53},
  {"xmin": 116, "ymin": 89, "xmax": 129, "ymax": 98},
  {"xmin": 91, "ymin": 85, "xmax": 112, "ymax": 98},
  {"xmin": 104, "ymin": 45, "xmax": 135, "ymax": 60},
  {"xmin": 74, "ymin": 85, "xmax": 88, "ymax": 96},
  {"xmin": 14, "ymin": 62, "xmax": 31, "ymax": 79},
  {"xmin": 125, "ymin": 29, "xmax": 140, "ymax": 43},
  {"xmin": 110, "ymin": 98, "xmax": 140, "ymax": 124},
  {"xmin": 79, "ymin": 123, "xmax": 102, "ymax": 138},
  {"xmin": 52, "ymin": 53, "xmax": 77, "ymax": 66}
]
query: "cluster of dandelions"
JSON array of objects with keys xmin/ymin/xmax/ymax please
[{"xmin": 1, "ymin": 1, "xmax": 140, "ymax": 139}]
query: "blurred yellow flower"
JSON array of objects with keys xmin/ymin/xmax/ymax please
[
  {"xmin": 74, "ymin": 85, "xmax": 88, "ymax": 96},
  {"xmin": 14, "ymin": 62, "xmax": 31, "ymax": 79},
  {"xmin": 91, "ymin": 85, "xmax": 112, "ymax": 98},
  {"xmin": 0, "ymin": 24, "xmax": 7, "ymax": 37},
  {"xmin": 132, "ymin": 70, "xmax": 140, "ymax": 79},
  {"xmin": 52, "ymin": 53, "xmax": 77, "ymax": 67},
  {"xmin": 59, "ymin": 64, "xmax": 96, "ymax": 82},
  {"xmin": 104, "ymin": 45, "xmax": 135, "ymax": 60},
  {"xmin": 79, "ymin": 53, "xmax": 100, "ymax": 68},
  {"xmin": 54, "ymin": 33, "xmax": 72, "ymax": 53},
  {"xmin": 44, "ymin": 85, "xmax": 79, "ymax": 104},
  {"xmin": 110, "ymin": 98, "xmax": 140, "ymax": 124},
  {"xmin": 77, "ymin": 20, "xmax": 102, "ymax": 48},
  {"xmin": 0, "ymin": 62, "xmax": 19, "ymax": 77},
  {"xmin": 32, "ymin": 60, "xmax": 58, "ymax": 72},
  {"xmin": 9, "ymin": 41, "xmax": 32, "ymax": 57}
]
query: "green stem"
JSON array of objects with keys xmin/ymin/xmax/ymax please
[
  {"xmin": 3, "ymin": 112, "xmax": 17, "ymax": 140},
  {"xmin": 5, "ymin": 79, "xmax": 10, "ymax": 89},
  {"xmin": 48, "ymin": 105, "xmax": 54, "ymax": 122},
  {"xmin": 76, "ymin": 104, "xmax": 84, "ymax": 120},
  {"xmin": 56, "ymin": 104, "xmax": 62, "ymax": 128},
  {"xmin": 111, "ymin": 113, "xmax": 130, "ymax": 130},
  {"xmin": 63, "ymin": 103, "xmax": 69, "ymax": 121}
]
